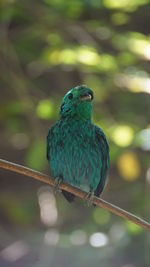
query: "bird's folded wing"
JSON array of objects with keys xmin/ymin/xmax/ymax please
[
  {"xmin": 46, "ymin": 127, "xmax": 54, "ymax": 161},
  {"xmin": 94, "ymin": 126, "xmax": 109, "ymax": 196}
]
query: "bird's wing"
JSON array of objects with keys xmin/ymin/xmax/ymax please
[
  {"xmin": 46, "ymin": 127, "xmax": 54, "ymax": 161},
  {"xmin": 94, "ymin": 126, "xmax": 109, "ymax": 196}
]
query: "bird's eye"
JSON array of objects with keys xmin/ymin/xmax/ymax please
[{"xmin": 68, "ymin": 93, "xmax": 73, "ymax": 99}]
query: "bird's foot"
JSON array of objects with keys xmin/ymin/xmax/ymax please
[
  {"xmin": 85, "ymin": 190, "xmax": 94, "ymax": 207},
  {"xmin": 53, "ymin": 177, "xmax": 62, "ymax": 195}
]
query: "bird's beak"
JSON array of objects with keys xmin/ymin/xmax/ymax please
[{"xmin": 80, "ymin": 93, "xmax": 92, "ymax": 101}]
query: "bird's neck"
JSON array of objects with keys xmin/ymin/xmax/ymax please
[
  {"xmin": 62, "ymin": 104, "xmax": 92, "ymax": 121},
  {"xmin": 60, "ymin": 116, "xmax": 92, "ymax": 128},
  {"xmin": 76, "ymin": 102, "xmax": 92, "ymax": 121}
]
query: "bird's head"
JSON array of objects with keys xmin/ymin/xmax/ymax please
[{"xmin": 59, "ymin": 85, "xmax": 93, "ymax": 120}]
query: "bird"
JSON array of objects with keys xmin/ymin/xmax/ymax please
[{"xmin": 47, "ymin": 85, "xmax": 109, "ymax": 204}]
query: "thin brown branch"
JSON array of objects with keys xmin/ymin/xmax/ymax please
[{"xmin": 0, "ymin": 158, "xmax": 150, "ymax": 232}]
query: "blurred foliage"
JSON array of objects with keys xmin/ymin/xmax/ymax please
[{"xmin": 0, "ymin": 0, "xmax": 150, "ymax": 266}]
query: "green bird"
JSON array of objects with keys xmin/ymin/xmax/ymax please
[{"xmin": 47, "ymin": 85, "xmax": 109, "ymax": 203}]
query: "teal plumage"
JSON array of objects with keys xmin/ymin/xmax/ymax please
[{"xmin": 47, "ymin": 85, "xmax": 109, "ymax": 202}]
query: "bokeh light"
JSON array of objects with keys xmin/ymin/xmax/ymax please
[
  {"xmin": 38, "ymin": 187, "xmax": 58, "ymax": 226},
  {"xmin": 125, "ymin": 221, "xmax": 143, "ymax": 235},
  {"xmin": 93, "ymin": 207, "xmax": 110, "ymax": 225},
  {"xmin": 117, "ymin": 152, "xmax": 140, "ymax": 181},
  {"xmin": 109, "ymin": 224, "xmax": 126, "ymax": 242},
  {"xmin": 0, "ymin": 241, "xmax": 29, "ymax": 262},
  {"xmin": 70, "ymin": 230, "xmax": 87, "ymax": 246},
  {"xmin": 136, "ymin": 129, "xmax": 150, "ymax": 151},
  {"xmin": 25, "ymin": 140, "xmax": 46, "ymax": 171},
  {"xmin": 146, "ymin": 168, "xmax": 150, "ymax": 184},
  {"xmin": 89, "ymin": 232, "xmax": 109, "ymax": 248},
  {"xmin": 112, "ymin": 125, "xmax": 134, "ymax": 147},
  {"xmin": 44, "ymin": 229, "xmax": 60, "ymax": 246},
  {"xmin": 36, "ymin": 100, "xmax": 55, "ymax": 120},
  {"xmin": 11, "ymin": 133, "xmax": 29, "ymax": 150}
]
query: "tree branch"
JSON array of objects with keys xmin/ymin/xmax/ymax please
[{"xmin": 0, "ymin": 158, "xmax": 150, "ymax": 232}]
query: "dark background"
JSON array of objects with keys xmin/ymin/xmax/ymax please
[{"xmin": 0, "ymin": 0, "xmax": 150, "ymax": 266}]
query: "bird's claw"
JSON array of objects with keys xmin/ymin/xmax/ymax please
[
  {"xmin": 54, "ymin": 177, "xmax": 62, "ymax": 195},
  {"xmin": 85, "ymin": 190, "xmax": 94, "ymax": 207}
]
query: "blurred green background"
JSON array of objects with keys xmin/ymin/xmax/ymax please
[{"xmin": 0, "ymin": 0, "xmax": 150, "ymax": 266}]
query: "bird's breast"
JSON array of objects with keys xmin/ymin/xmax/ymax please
[{"xmin": 50, "ymin": 120, "xmax": 102, "ymax": 190}]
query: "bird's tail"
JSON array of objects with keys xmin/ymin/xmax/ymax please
[{"xmin": 62, "ymin": 190, "xmax": 75, "ymax": 202}]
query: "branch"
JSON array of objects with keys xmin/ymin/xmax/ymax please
[{"xmin": 0, "ymin": 159, "xmax": 150, "ymax": 232}]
